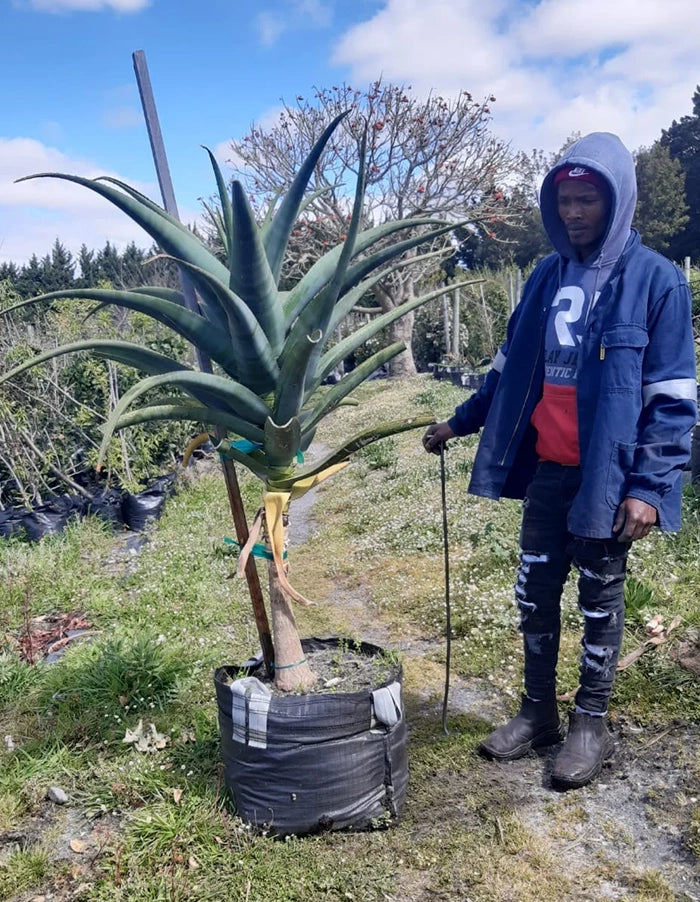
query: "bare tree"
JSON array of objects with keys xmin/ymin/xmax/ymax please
[{"xmin": 230, "ymin": 81, "xmax": 519, "ymax": 375}]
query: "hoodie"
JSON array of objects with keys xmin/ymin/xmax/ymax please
[{"xmin": 531, "ymin": 133, "xmax": 638, "ymax": 465}]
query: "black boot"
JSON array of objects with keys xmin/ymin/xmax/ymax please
[
  {"xmin": 478, "ymin": 695, "xmax": 564, "ymax": 761},
  {"xmin": 551, "ymin": 712, "xmax": 614, "ymax": 789}
]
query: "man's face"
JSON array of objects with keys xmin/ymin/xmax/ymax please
[{"xmin": 556, "ymin": 180, "xmax": 609, "ymax": 260}]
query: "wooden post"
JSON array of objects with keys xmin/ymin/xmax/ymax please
[
  {"xmin": 508, "ymin": 270, "xmax": 515, "ymax": 313},
  {"xmin": 451, "ymin": 286, "xmax": 460, "ymax": 360},
  {"xmin": 442, "ymin": 292, "xmax": 451, "ymax": 355},
  {"xmin": 685, "ymin": 257, "xmax": 691, "ymax": 283},
  {"xmin": 132, "ymin": 50, "xmax": 274, "ymax": 675}
]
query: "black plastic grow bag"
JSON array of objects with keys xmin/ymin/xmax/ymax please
[
  {"xmin": 15, "ymin": 495, "xmax": 86, "ymax": 541},
  {"xmin": 214, "ymin": 637, "xmax": 408, "ymax": 837},
  {"xmin": 86, "ymin": 487, "xmax": 127, "ymax": 528},
  {"xmin": 121, "ymin": 474, "xmax": 176, "ymax": 531}
]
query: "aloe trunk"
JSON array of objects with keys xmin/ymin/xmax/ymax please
[{"xmin": 267, "ymin": 553, "xmax": 316, "ymax": 691}]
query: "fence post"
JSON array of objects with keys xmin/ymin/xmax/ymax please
[
  {"xmin": 442, "ymin": 292, "xmax": 451, "ymax": 354},
  {"xmin": 451, "ymin": 286, "xmax": 460, "ymax": 360}
]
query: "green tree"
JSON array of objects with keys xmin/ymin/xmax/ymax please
[
  {"xmin": 14, "ymin": 254, "xmax": 47, "ymax": 299},
  {"xmin": 633, "ymin": 142, "xmax": 689, "ymax": 253},
  {"xmin": 0, "ymin": 262, "xmax": 20, "ymax": 286},
  {"xmin": 43, "ymin": 239, "xmax": 76, "ymax": 294},
  {"xmin": 661, "ymin": 87, "xmax": 700, "ymax": 262},
  {"xmin": 77, "ymin": 244, "xmax": 99, "ymax": 288}
]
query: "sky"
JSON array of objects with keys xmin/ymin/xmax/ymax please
[{"xmin": 1, "ymin": 0, "xmax": 699, "ymax": 267}]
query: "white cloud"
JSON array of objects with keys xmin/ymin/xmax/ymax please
[
  {"xmin": 257, "ymin": 0, "xmax": 332, "ymax": 46},
  {"xmin": 257, "ymin": 11, "xmax": 286, "ymax": 46},
  {"xmin": 0, "ymin": 137, "xmax": 157, "ymax": 264},
  {"xmin": 513, "ymin": 0, "xmax": 700, "ymax": 56},
  {"xmin": 293, "ymin": 0, "xmax": 331, "ymax": 28},
  {"xmin": 332, "ymin": 0, "xmax": 700, "ymax": 157},
  {"xmin": 102, "ymin": 105, "xmax": 143, "ymax": 129},
  {"xmin": 23, "ymin": 0, "xmax": 149, "ymax": 11},
  {"xmin": 212, "ymin": 141, "xmax": 239, "ymax": 171}
]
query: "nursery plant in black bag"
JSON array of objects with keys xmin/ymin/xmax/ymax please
[{"xmin": 0, "ymin": 107, "xmax": 466, "ymax": 833}]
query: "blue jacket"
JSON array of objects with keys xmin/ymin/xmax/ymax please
[{"xmin": 449, "ymin": 133, "xmax": 697, "ymax": 538}]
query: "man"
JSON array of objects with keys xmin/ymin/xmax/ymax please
[{"xmin": 423, "ymin": 132, "xmax": 697, "ymax": 789}]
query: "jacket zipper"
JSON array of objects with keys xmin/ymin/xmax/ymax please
[{"xmin": 498, "ymin": 308, "xmax": 546, "ymax": 467}]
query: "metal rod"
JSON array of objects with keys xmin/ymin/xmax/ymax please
[
  {"xmin": 132, "ymin": 49, "xmax": 274, "ymax": 675},
  {"xmin": 440, "ymin": 442, "xmax": 451, "ymax": 735}
]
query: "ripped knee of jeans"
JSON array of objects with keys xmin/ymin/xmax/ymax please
[
  {"xmin": 515, "ymin": 551, "xmax": 550, "ymax": 624},
  {"xmin": 578, "ymin": 602, "xmax": 619, "ymax": 626},
  {"xmin": 573, "ymin": 559, "xmax": 617, "ymax": 586},
  {"xmin": 523, "ymin": 631, "xmax": 556, "ymax": 655},
  {"xmin": 581, "ymin": 641, "xmax": 615, "ymax": 676}
]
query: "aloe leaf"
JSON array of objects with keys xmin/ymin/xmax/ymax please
[
  {"xmin": 131, "ymin": 286, "xmax": 186, "ymax": 305},
  {"xmin": 215, "ymin": 441, "xmax": 278, "ymax": 481},
  {"xmin": 127, "ymin": 371, "xmax": 272, "ymax": 424},
  {"xmin": 338, "ymin": 221, "xmax": 458, "ymax": 299},
  {"xmin": 111, "ymin": 402, "xmax": 265, "ymax": 446},
  {"xmin": 17, "ymin": 173, "xmax": 230, "ymax": 283},
  {"xmin": 275, "ymin": 133, "xmax": 369, "ymax": 421},
  {"xmin": 283, "ymin": 217, "xmax": 441, "ymax": 329},
  {"xmin": 0, "ymin": 289, "xmax": 243, "ymax": 379},
  {"xmin": 263, "ymin": 416, "xmax": 302, "ymax": 468},
  {"xmin": 301, "ymin": 130, "xmax": 368, "ymax": 384},
  {"xmin": 97, "ymin": 370, "xmax": 271, "ymax": 466},
  {"xmin": 0, "ymin": 339, "xmax": 187, "ymax": 386},
  {"xmin": 272, "ymin": 327, "xmax": 323, "ymax": 425},
  {"xmin": 327, "ymin": 248, "xmax": 446, "ymax": 335},
  {"xmin": 269, "ymin": 414, "xmax": 436, "ymax": 491},
  {"xmin": 95, "ymin": 176, "xmax": 196, "ymax": 228},
  {"xmin": 301, "ymin": 341, "xmax": 406, "ymax": 436},
  {"xmin": 312, "ymin": 283, "xmax": 451, "ymax": 391},
  {"xmin": 322, "ymin": 129, "xmax": 367, "ymax": 317},
  {"xmin": 229, "ymin": 182, "xmax": 284, "ymax": 354},
  {"xmin": 264, "ymin": 111, "xmax": 348, "ymax": 283},
  {"xmin": 258, "ymin": 187, "xmax": 283, "ymax": 237},
  {"xmin": 202, "ymin": 147, "xmax": 234, "ymax": 263},
  {"xmin": 136, "ymin": 253, "xmax": 233, "ymax": 336},
  {"xmin": 169, "ymin": 258, "xmax": 279, "ymax": 393}
]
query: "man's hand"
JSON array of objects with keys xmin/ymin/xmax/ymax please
[
  {"xmin": 613, "ymin": 497, "xmax": 657, "ymax": 542},
  {"xmin": 422, "ymin": 421, "xmax": 455, "ymax": 454}
]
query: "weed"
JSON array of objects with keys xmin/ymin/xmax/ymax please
[
  {"xmin": 688, "ymin": 807, "xmax": 700, "ymax": 856},
  {"xmin": 0, "ymin": 653, "xmax": 42, "ymax": 709},
  {"xmin": 0, "ymin": 846, "xmax": 49, "ymax": 899},
  {"xmin": 354, "ymin": 436, "xmax": 398, "ymax": 471},
  {"xmin": 27, "ymin": 631, "xmax": 191, "ymax": 745},
  {"xmin": 624, "ymin": 574, "xmax": 656, "ymax": 626},
  {"xmin": 44, "ymin": 631, "xmax": 188, "ymax": 713}
]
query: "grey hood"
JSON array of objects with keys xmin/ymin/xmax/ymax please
[{"xmin": 539, "ymin": 132, "xmax": 637, "ymax": 265}]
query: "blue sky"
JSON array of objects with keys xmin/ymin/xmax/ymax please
[{"xmin": 2, "ymin": 0, "xmax": 699, "ymax": 265}]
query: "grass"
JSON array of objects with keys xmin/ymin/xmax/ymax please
[{"xmin": 0, "ymin": 374, "xmax": 698, "ymax": 901}]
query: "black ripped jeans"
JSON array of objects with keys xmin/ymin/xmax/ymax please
[{"xmin": 516, "ymin": 462, "xmax": 629, "ymax": 714}]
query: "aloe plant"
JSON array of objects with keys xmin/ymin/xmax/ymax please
[{"xmin": 1, "ymin": 113, "xmax": 451, "ymax": 689}]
